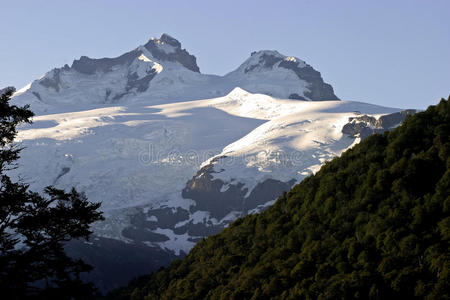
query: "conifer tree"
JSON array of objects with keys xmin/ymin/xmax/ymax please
[{"xmin": 0, "ymin": 87, "xmax": 104, "ymax": 299}]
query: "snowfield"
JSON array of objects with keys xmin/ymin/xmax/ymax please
[{"xmin": 11, "ymin": 88, "xmax": 400, "ymax": 254}]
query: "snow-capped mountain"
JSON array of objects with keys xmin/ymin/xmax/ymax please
[
  {"xmin": 9, "ymin": 34, "xmax": 413, "ymax": 291},
  {"xmin": 13, "ymin": 34, "xmax": 338, "ymax": 114},
  {"xmin": 224, "ymin": 51, "xmax": 338, "ymax": 100}
]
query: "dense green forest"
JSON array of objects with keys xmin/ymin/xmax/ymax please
[{"xmin": 110, "ymin": 98, "xmax": 450, "ymax": 299}]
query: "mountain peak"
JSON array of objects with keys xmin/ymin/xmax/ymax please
[
  {"xmin": 229, "ymin": 49, "xmax": 338, "ymax": 101},
  {"xmin": 250, "ymin": 49, "xmax": 282, "ymax": 57},
  {"xmin": 240, "ymin": 50, "xmax": 306, "ymax": 73},
  {"xmin": 158, "ymin": 33, "xmax": 181, "ymax": 48},
  {"xmin": 144, "ymin": 34, "xmax": 199, "ymax": 73}
]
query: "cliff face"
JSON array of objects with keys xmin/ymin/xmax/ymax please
[{"xmin": 143, "ymin": 33, "xmax": 200, "ymax": 73}]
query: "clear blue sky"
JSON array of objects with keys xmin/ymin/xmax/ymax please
[{"xmin": 1, "ymin": 0, "xmax": 449, "ymax": 109}]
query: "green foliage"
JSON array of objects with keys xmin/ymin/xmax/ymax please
[
  {"xmin": 0, "ymin": 87, "xmax": 104, "ymax": 299},
  {"xmin": 112, "ymin": 97, "xmax": 450, "ymax": 299}
]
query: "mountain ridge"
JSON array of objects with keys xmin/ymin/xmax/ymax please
[{"xmin": 13, "ymin": 34, "xmax": 338, "ymax": 111}]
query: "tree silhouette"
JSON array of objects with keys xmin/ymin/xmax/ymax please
[{"xmin": 0, "ymin": 87, "xmax": 104, "ymax": 299}]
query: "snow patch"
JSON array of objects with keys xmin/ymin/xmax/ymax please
[{"xmin": 152, "ymin": 228, "xmax": 196, "ymax": 255}]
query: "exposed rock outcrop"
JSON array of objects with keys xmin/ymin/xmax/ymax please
[
  {"xmin": 182, "ymin": 157, "xmax": 296, "ymax": 220},
  {"xmin": 239, "ymin": 50, "xmax": 339, "ymax": 100},
  {"xmin": 342, "ymin": 109, "xmax": 416, "ymax": 139},
  {"xmin": 143, "ymin": 34, "xmax": 200, "ymax": 73}
]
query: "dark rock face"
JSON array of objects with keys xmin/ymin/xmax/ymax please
[
  {"xmin": 39, "ymin": 68, "xmax": 63, "ymax": 92},
  {"xmin": 243, "ymin": 52, "xmax": 339, "ymax": 101},
  {"xmin": 342, "ymin": 121, "xmax": 375, "ymax": 139},
  {"xmin": 144, "ymin": 34, "xmax": 200, "ymax": 73},
  {"xmin": 244, "ymin": 178, "xmax": 296, "ymax": 211},
  {"xmin": 342, "ymin": 110, "xmax": 416, "ymax": 139},
  {"xmin": 65, "ymin": 236, "xmax": 179, "ymax": 294},
  {"xmin": 173, "ymin": 221, "xmax": 223, "ymax": 238},
  {"xmin": 244, "ymin": 53, "xmax": 281, "ymax": 73},
  {"xmin": 378, "ymin": 109, "xmax": 417, "ymax": 128},
  {"xmin": 278, "ymin": 59, "xmax": 339, "ymax": 101},
  {"xmin": 159, "ymin": 33, "xmax": 182, "ymax": 48},
  {"xmin": 182, "ymin": 157, "xmax": 248, "ymax": 220},
  {"xmin": 71, "ymin": 51, "xmax": 140, "ymax": 75},
  {"xmin": 69, "ymin": 48, "xmax": 158, "ymax": 102},
  {"xmin": 32, "ymin": 91, "xmax": 42, "ymax": 101},
  {"xmin": 122, "ymin": 227, "xmax": 169, "ymax": 242},
  {"xmin": 182, "ymin": 157, "xmax": 296, "ymax": 220},
  {"xmin": 120, "ymin": 204, "xmax": 223, "ymax": 247},
  {"xmin": 127, "ymin": 207, "xmax": 189, "ymax": 232},
  {"xmin": 126, "ymin": 69, "xmax": 157, "ymax": 93}
]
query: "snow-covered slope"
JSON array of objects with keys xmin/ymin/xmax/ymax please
[{"xmin": 11, "ymin": 87, "xmax": 406, "ymax": 256}]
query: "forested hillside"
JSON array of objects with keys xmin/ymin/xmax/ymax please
[{"xmin": 110, "ymin": 97, "xmax": 449, "ymax": 299}]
